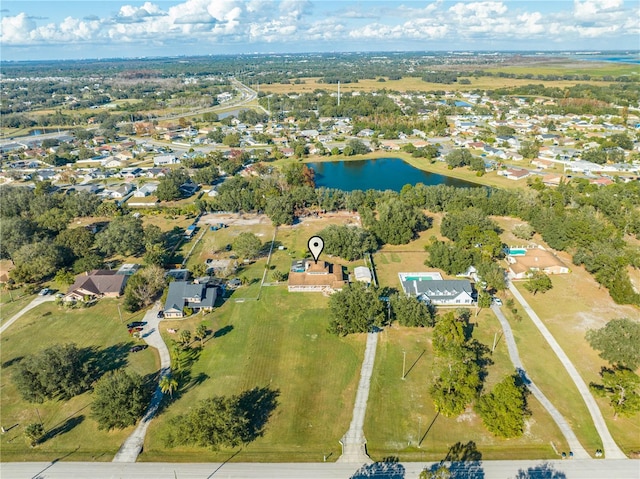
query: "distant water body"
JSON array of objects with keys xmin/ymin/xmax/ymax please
[{"xmin": 308, "ymin": 158, "xmax": 482, "ymax": 192}]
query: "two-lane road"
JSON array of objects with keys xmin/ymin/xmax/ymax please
[{"xmin": 1, "ymin": 459, "xmax": 638, "ymax": 479}]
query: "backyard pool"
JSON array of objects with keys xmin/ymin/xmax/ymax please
[{"xmin": 508, "ymin": 248, "xmax": 528, "ymax": 256}]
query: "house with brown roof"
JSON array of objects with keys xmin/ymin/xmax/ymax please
[
  {"xmin": 64, "ymin": 270, "xmax": 128, "ymax": 302},
  {"xmin": 506, "ymin": 247, "xmax": 569, "ymax": 279},
  {"xmin": 287, "ymin": 259, "xmax": 347, "ymax": 293},
  {"xmin": 498, "ymin": 168, "xmax": 530, "ymax": 181}
]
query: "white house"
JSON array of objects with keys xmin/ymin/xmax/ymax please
[{"xmin": 154, "ymin": 154, "xmax": 179, "ymax": 166}]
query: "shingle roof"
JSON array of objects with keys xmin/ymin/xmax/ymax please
[{"xmin": 67, "ymin": 270, "xmax": 127, "ymax": 296}]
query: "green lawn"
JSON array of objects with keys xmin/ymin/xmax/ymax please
[
  {"xmin": 0, "ymin": 300, "xmax": 159, "ymax": 462},
  {"xmin": 0, "ymin": 288, "xmax": 35, "ymax": 326},
  {"xmin": 499, "ymin": 292, "xmax": 602, "ymax": 455},
  {"xmin": 365, "ymin": 310, "xmax": 568, "ymax": 461},
  {"xmin": 512, "ymin": 278, "xmax": 640, "ymax": 455},
  {"xmin": 143, "ymin": 287, "xmax": 366, "ymax": 462}
]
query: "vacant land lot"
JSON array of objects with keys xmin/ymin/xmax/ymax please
[
  {"xmin": 365, "ymin": 316, "xmax": 568, "ymax": 461},
  {"xmin": 0, "ymin": 300, "xmax": 158, "ymax": 462},
  {"xmin": 512, "ymin": 273, "xmax": 640, "ymax": 455},
  {"xmin": 143, "ymin": 288, "xmax": 365, "ymax": 462}
]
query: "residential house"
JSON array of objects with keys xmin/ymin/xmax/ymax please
[
  {"xmin": 64, "ymin": 270, "xmax": 128, "ymax": 302},
  {"xmin": 133, "ymin": 183, "xmax": 158, "ymax": 197},
  {"xmin": 287, "ymin": 259, "xmax": 347, "ymax": 293},
  {"xmin": 163, "ymin": 280, "xmax": 217, "ymax": 318},
  {"xmin": 154, "ymin": 154, "xmax": 179, "ymax": 166},
  {"xmin": 400, "ymin": 277, "xmax": 474, "ymax": 306},
  {"xmin": 506, "ymin": 247, "xmax": 569, "ymax": 279},
  {"xmin": 499, "ymin": 168, "xmax": 530, "ymax": 180}
]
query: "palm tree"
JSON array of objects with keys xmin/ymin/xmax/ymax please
[
  {"xmin": 194, "ymin": 323, "xmax": 208, "ymax": 348},
  {"xmin": 159, "ymin": 374, "xmax": 178, "ymax": 398}
]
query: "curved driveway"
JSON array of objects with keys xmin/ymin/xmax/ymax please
[
  {"xmin": 0, "ymin": 294, "xmax": 57, "ymax": 334},
  {"xmin": 508, "ymin": 284, "xmax": 626, "ymax": 459},
  {"xmin": 491, "ymin": 305, "xmax": 589, "ymax": 458},
  {"xmin": 113, "ymin": 302, "xmax": 171, "ymax": 463}
]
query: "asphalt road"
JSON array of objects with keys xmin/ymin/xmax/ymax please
[{"xmin": 1, "ymin": 459, "xmax": 638, "ymax": 479}]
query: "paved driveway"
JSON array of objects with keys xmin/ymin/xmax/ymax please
[
  {"xmin": 112, "ymin": 302, "xmax": 171, "ymax": 463},
  {"xmin": 0, "ymin": 294, "xmax": 56, "ymax": 335}
]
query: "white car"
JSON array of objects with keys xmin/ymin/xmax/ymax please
[
  {"xmin": 38, "ymin": 288, "xmax": 50, "ymax": 296},
  {"xmin": 493, "ymin": 298, "xmax": 503, "ymax": 306}
]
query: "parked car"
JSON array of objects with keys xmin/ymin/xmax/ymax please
[
  {"xmin": 493, "ymin": 298, "xmax": 503, "ymax": 306},
  {"xmin": 126, "ymin": 321, "xmax": 146, "ymax": 329},
  {"xmin": 157, "ymin": 310, "xmax": 164, "ymax": 318},
  {"xmin": 129, "ymin": 345, "xmax": 148, "ymax": 353},
  {"xmin": 38, "ymin": 288, "xmax": 50, "ymax": 296}
]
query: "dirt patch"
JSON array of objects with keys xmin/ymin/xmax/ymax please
[{"xmin": 200, "ymin": 213, "xmax": 271, "ymax": 226}]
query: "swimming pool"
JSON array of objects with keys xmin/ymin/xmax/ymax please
[
  {"xmin": 398, "ymin": 272, "xmax": 443, "ymax": 282},
  {"xmin": 508, "ymin": 248, "xmax": 527, "ymax": 256}
]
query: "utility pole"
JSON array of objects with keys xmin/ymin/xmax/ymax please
[
  {"xmin": 418, "ymin": 416, "xmax": 422, "ymax": 447},
  {"xmin": 402, "ymin": 350, "xmax": 407, "ymax": 380},
  {"xmin": 117, "ymin": 304, "xmax": 123, "ymax": 323}
]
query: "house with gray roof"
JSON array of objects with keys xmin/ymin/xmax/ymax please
[
  {"xmin": 400, "ymin": 277, "xmax": 474, "ymax": 306},
  {"xmin": 163, "ymin": 280, "xmax": 217, "ymax": 318}
]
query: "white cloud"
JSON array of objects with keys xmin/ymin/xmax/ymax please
[{"xmin": 0, "ymin": 0, "xmax": 638, "ymax": 52}]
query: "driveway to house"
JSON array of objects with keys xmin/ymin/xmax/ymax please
[
  {"xmin": 337, "ymin": 331, "xmax": 378, "ymax": 464},
  {"xmin": 491, "ymin": 304, "xmax": 589, "ymax": 459},
  {"xmin": 112, "ymin": 302, "xmax": 171, "ymax": 463},
  {"xmin": 0, "ymin": 294, "xmax": 56, "ymax": 335},
  {"xmin": 508, "ymin": 283, "xmax": 627, "ymax": 459}
]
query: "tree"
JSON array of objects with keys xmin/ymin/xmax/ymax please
[
  {"xmin": 586, "ymin": 318, "xmax": 640, "ymax": 370},
  {"xmin": 222, "ymin": 133, "xmax": 241, "ymax": 147},
  {"xmin": 0, "ymin": 217, "xmax": 35, "ymax": 259},
  {"xmin": 366, "ymin": 198, "xmax": 428, "ymax": 245},
  {"xmin": 164, "ymin": 387, "xmax": 278, "ymax": 449},
  {"xmin": 159, "ymin": 374, "xmax": 179, "ymax": 398},
  {"xmin": 232, "ymin": 232, "xmax": 262, "ymax": 260},
  {"xmin": 589, "ymin": 366, "xmax": 640, "ymax": 418},
  {"xmin": 430, "ymin": 360, "xmax": 482, "ymax": 417},
  {"xmin": 55, "ymin": 227, "xmax": 94, "ymax": 259},
  {"xmin": 156, "ymin": 169, "xmax": 190, "ymax": 202},
  {"xmin": 477, "ymin": 291, "xmax": 492, "ymax": 314},
  {"xmin": 195, "ymin": 323, "xmax": 208, "ymax": 348},
  {"xmin": 512, "ymin": 224, "xmax": 534, "ymax": 240},
  {"xmin": 13, "ymin": 344, "xmax": 94, "ymax": 403},
  {"xmin": 476, "ymin": 374, "xmax": 530, "ymax": 438},
  {"xmin": 445, "ymin": 149, "xmax": 473, "ymax": 169},
  {"xmin": 123, "ymin": 265, "xmax": 166, "ymax": 312},
  {"xmin": 179, "ymin": 329, "xmax": 192, "ymax": 346},
  {"xmin": 91, "ymin": 369, "xmax": 150, "ymax": 430},
  {"xmin": 518, "ymin": 140, "xmax": 540, "ymax": 159},
  {"xmin": 24, "ymin": 422, "xmax": 44, "ymax": 447},
  {"xmin": 390, "ymin": 294, "xmax": 434, "ymax": 327},
  {"xmin": 345, "ymin": 139, "xmax": 369, "ymax": 155},
  {"xmin": 318, "ymin": 225, "xmax": 378, "ymax": 261},
  {"xmin": 420, "ymin": 465, "xmax": 451, "ymax": 479},
  {"xmin": 523, "ymin": 270, "xmax": 553, "ymax": 295},
  {"xmin": 328, "ymin": 282, "xmax": 387, "ymax": 336},
  {"xmin": 95, "ymin": 215, "xmax": 145, "ymax": 257},
  {"xmin": 10, "ymin": 240, "xmax": 64, "ymax": 283}
]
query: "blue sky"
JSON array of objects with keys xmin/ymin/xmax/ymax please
[{"xmin": 1, "ymin": 1, "xmax": 639, "ymax": 60}]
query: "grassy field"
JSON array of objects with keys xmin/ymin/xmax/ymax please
[
  {"xmin": 0, "ymin": 287, "xmax": 35, "ymax": 326},
  {"xmin": 365, "ymin": 315, "xmax": 569, "ymax": 461},
  {"xmin": 143, "ymin": 288, "xmax": 366, "ymax": 462},
  {"xmin": 0, "ymin": 300, "xmax": 158, "ymax": 462},
  {"xmin": 511, "ymin": 275, "xmax": 640, "ymax": 455},
  {"xmin": 260, "ymin": 77, "xmax": 591, "ymax": 95}
]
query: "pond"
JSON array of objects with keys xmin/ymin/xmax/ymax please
[{"xmin": 307, "ymin": 158, "xmax": 481, "ymax": 192}]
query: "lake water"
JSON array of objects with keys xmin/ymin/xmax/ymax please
[{"xmin": 308, "ymin": 158, "xmax": 481, "ymax": 192}]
